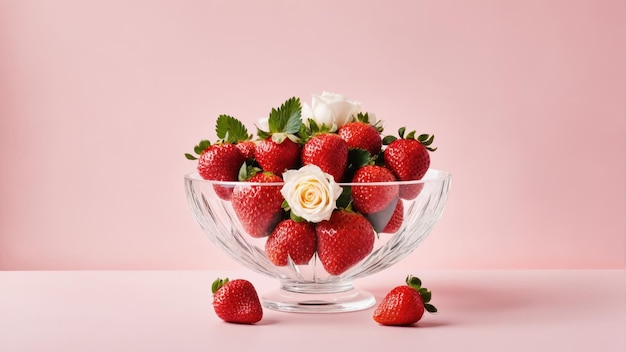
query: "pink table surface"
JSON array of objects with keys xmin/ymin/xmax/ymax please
[{"xmin": 1, "ymin": 269, "xmax": 624, "ymax": 352}]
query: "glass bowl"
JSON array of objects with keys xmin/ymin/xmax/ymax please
[{"xmin": 184, "ymin": 169, "xmax": 451, "ymax": 313}]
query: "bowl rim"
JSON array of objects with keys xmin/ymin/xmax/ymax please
[{"xmin": 184, "ymin": 168, "xmax": 451, "ymax": 187}]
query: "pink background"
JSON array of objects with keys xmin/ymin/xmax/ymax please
[{"xmin": 0, "ymin": 0, "xmax": 623, "ymax": 270}]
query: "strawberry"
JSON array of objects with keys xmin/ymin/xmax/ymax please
[
  {"xmin": 301, "ymin": 132, "xmax": 348, "ymax": 182},
  {"xmin": 316, "ymin": 209, "xmax": 375, "ymax": 275},
  {"xmin": 373, "ymin": 275, "xmax": 437, "ymax": 326},
  {"xmin": 256, "ymin": 97, "xmax": 303, "ymax": 175},
  {"xmin": 212, "ymin": 277, "xmax": 263, "ymax": 324},
  {"xmin": 255, "ymin": 138, "xmax": 301, "ymax": 174},
  {"xmin": 231, "ymin": 172, "xmax": 284, "ymax": 238},
  {"xmin": 265, "ymin": 219, "xmax": 317, "ymax": 266},
  {"xmin": 366, "ymin": 197, "xmax": 404, "ymax": 233},
  {"xmin": 338, "ymin": 113, "xmax": 383, "ymax": 157},
  {"xmin": 236, "ymin": 140, "xmax": 256, "ymax": 161},
  {"xmin": 351, "ymin": 165, "xmax": 399, "ymax": 214},
  {"xmin": 383, "ymin": 128, "xmax": 436, "ymax": 200},
  {"xmin": 196, "ymin": 143, "xmax": 245, "ymax": 182},
  {"xmin": 382, "ymin": 199, "xmax": 404, "ymax": 233},
  {"xmin": 185, "ymin": 141, "xmax": 245, "ymax": 200},
  {"xmin": 185, "ymin": 115, "xmax": 252, "ymax": 200}
]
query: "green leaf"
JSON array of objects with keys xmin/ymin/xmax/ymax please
[
  {"xmin": 348, "ymin": 148, "xmax": 372, "ymax": 169},
  {"xmin": 268, "ymin": 97, "xmax": 302, "ymax": 134},
  {"xmin": 238, "ymin": 163, "xmax": 261, "ymax": 181},
  {"xmin": 257, "ymin": 127, "xmax": 271, "ymax": 140},
  {"xmin": 298, "ymin": 122, "xmax": 312, "ymax": 142},
  {"xmin": 194, "ymin": 140, "xmax": 211, "ymax": 155},
  {"xmin": 215, "ymin": 115, "xmax": 250, "ymax": 143},
  {"xmin": 211, "ymin": 277, "xmax": 228, "ymax": 294},
  {"xmin": 420, "ymin": 290, "xmax": 432, "ymax": 303},
  {"xmin": 406, "ymin": 275, "xmax": 422, "ymax": 288},
  {"xmin": 356, "ymin": 112, "xmax": 370, "ymax": 124},
  {"xmin": 424, "ymin": 303, "xmax": 437, "ymax": 314},
  {"xmin": 406, "ymin": 130, "xmax": 416, "ymax": 140},
  {"xmin": 382, "ymin": 135, "xmax": 397, "ymax": 145},
  {"xmin": 398, "ymin": 127, "xmax": 406, "ymax": 139},
  {"xmin": 290, "ymin": 212, "xmax": 306, "ymax": 223},
  {"xmin": 184, "ymin": 153, "xmax": 197, "ymax": 160},
  {"xmin": 335, "ymin": 186, "xmax": 352, "ymax": 209}
]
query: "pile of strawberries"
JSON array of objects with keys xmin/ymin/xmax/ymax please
[{"xmin": 186, "ymin": 97, "xmax": 436, "ymax": 276}]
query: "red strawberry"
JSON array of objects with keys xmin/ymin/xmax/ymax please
[
  {"xmin": 351, "ymin": 165, "xmax": 399, "ymax": 214},
  {"xmin": 194, "ymin": 142, "xmax": 245, "ymax": 181},
  {"xmin": 338, "ymin": 121, "xmax": 382, "ymax": 157},
  {"xmin": 231, "ymin": 172, "xmax": 284, "ymax": 238},
  {"xmin": 255, "ymin": 137, "xmax": 301, "ymax": 174},
  {"xmin": 265, "ymin": 219, "xmax": 317, "ymax": 266},
  {"xmin": 185, "ymin": 115, "xmax": 252, "ymax": 200},
  {"xmin": 366, "ymin": 197, "xmax": 404, "ymax": 233},
  {"xmin": 316, "ymin": 210, "xmax": 375, "ymax": 275},
  {"xmin": 383, "ymin": 129, "xmax": 435, "ymax": 200},
  {"xmin": 255, "ymin": 97, "xmax": 304, "ymax": 175},
  {"xmin": 186, "ymin": 141, "xmax": 245, "ymax": 200},
  {"xmin": 373, "ymin": 275, "xmax": 437, "ymax": 326},
  {"xmin": 212, "ymin": 278, "xmax": 263, "ymax": 324},
  {"xmin": 236, "ymin": 140, "xmax": 256, "ymax": 161},
  {"xmin": 301, "ymin": 133, "xmax": 348, "ymax": 182},
  {"xmin": 382, "ymin": 199, "xmax": 404, "ymax": 233}
]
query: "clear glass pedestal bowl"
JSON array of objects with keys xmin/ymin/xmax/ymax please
[{"xmin": 184, "ymin": 169, "xmax": 451, "ymax": 313}]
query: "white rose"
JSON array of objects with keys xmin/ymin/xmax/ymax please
[
  {"xmin": 302, "ymin": 92, "xmax": 361, "ymax": 131},
  {"xmin": 280, "ymin": 164, "xmax": 343, "ymax": 223},
  {"xmin": 256, "ymin": 117, "xmax": 270, "ymax": 132}
]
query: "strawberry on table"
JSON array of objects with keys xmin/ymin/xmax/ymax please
[
  {"xmin": 212, "ymin": 277, "xmax": 263, "ymax": 324},
  {"xmin": 231, "ymin": 171, "xmax": 284, "ymax": 238},
  {"xmin": 383, "ymin": 128, "xmax": 436, "ymax": 200},
  {"xmin": 373, "ymin": 275, "xmax": 437, "ymax": 326},
  {"xmin": 255, "ymin": 97, "xmax": 303, "ymax": 175},
  {"xmin": 265, "ymin": 219, "xmax": 317, "ymax": 266},
  {"xmin": 301, "ymin": 120, "xmax": 349, "ymax": 182},
  {"xmin": 351, "ymin": 164, "xmax": 399, "ymax": 214},
  {"xmin": 337, "ymin": 112, "xmax": 383, "ymax": 157},
  {"xmin": 316, "ymin": 209, "xmax": 375, "ymax": 276}
]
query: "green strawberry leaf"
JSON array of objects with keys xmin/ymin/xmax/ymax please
[
  {"xmin": 257, "ymin": 127, "xmax": 271, "ymax": 140},
  {"xmin": 335, "ymin": 186, "xmax": 352, "ymax": 209},
  {"xmin": 238, "ymin": 163, "xmax": 261, "ymax": 181},
  {"xmin": 184, "ymin": 153, "xmax": 197, "ymax": 160},
  {"xmin": 194, "ymin": 140, "xmax": 211, "ymax": 155},
  {"xmin": 406, "ymin": 275, "xmax": 422, "ymax": 288},
  {"xmin": 348, "ymin": 148, "xmax": 372, "ymax": 169},
  {"xmin": 289, "ymin": 211, "xmax": 306, "ymax": 223},
  {"xmin": 398, "ymin": 127, "xmax": 406, "ymax": 139},
  {"xmin": 382, "ymin": 135, "xmax": 397, "ymax": 145},
  {"xmin": 211, "ymin": 277, "xmax": 229, "ymax": 294},
  {"xmin": 268, "ymin": 97, "xmax": 302, "ymax": 134},
  {"xmin": 420, "ymin": 290, "xmax": 432, "ymax": 303},
  {"xmin": 424, "ymin": 303, "xmax": 437, "ymax": 314},
  {"xmin": 356, "ymin": 112, "xmax": 370, "ymax": 124},
  {"xmin": 216, "ymin": 115, "xmax": 251, "ymax": 143}
]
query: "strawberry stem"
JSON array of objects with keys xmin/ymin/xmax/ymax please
[
  {"xmin": 405, "ymin": 274, "xmax": 437, "ymax": 314},
  {"xmin": 211, "ymin": 277, "xmax": 229, "ymax": 294}
]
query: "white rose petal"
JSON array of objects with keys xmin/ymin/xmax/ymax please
[
  {"xmin": 281, "ymin": 165, "xmax": 343, "ymax": 223},
  {"xmin": 257, "ymin": 117, "xmax": 269, "ymax": 132},
  {"xmin": 305, "ymin": 92, "xmax": 361, "ymax": 131}
]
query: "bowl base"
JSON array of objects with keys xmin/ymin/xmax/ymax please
[{"xmin": 261, "ymin": 288, "xmax": 376, "ymax": 313}]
